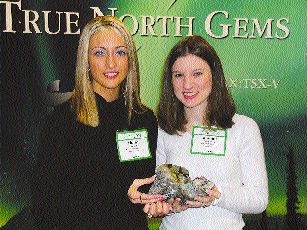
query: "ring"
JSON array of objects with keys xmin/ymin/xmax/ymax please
[{"xmin": 147, "ymin": 213, "xmax": 153, "ymax": 218}]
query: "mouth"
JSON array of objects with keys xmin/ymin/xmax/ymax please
[
  {"xmin": 183, "ymin": 92, "xmax": 197, "ymax": 100},
  {"xmin": 104, "ymin": 71, "xmax": 119, "ymax": 79}
]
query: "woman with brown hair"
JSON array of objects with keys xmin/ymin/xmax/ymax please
[
  {"xmin": 144, "ymin": 35, "xmax": 268, "ymax": 229},
  {"xmin": 32, "ymin": 16, "xmax": 163, "ymax": 229}
]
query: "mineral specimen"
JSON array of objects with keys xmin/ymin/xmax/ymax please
[{"xmin": 149, "ymin": 164, "xmax": 215, "ymax": 203}]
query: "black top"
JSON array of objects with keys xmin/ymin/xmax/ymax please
[{"xmin": 31, "ymin": 94, "xmax": 158, "ymax": 229}]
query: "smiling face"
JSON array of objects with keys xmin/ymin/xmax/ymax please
[
  {"xmin": 172, "ymin": 54, "xmax": 212, "ymax": 112},
  {"xmin": 88, "ymin": 28, "xmax": 129, "ymax": 101}
]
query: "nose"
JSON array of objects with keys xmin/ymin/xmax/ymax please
[
  {"xmin": 183, "ymin": 76, "xmax": 193, "ymax": 89},
  {"xmin": 106, "ymin": 53, "xmax": 116, "ymax": 69}
]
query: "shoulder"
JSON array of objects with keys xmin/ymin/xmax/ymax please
[
  {"xmin": 157, "ymin": 127, "xmax": 169, "ymax": 141},
  {"xmin": 133, "ymin": 108, "xmax": 157, "ymax": 126},
  {"xmin": 158, "ymin": 126, "xmax": 168, "ymax": 136},
  {"xmin": 141, "ymin": 108, "xmax": 156, "ymax": 120},
  {"xmin": 157, "ymin": 126, "xmax": 182, "ymax": 140},
  {"xmin": 230, "ymin": 114, "xmax": 261, "ymax": 139},
  {"xmin": 232, "ymin": 113, "xmax": 259, "ymax": 130},
  {"xmin": 130, "ymin": 108, "xmax": 158, "ymax": 140}
]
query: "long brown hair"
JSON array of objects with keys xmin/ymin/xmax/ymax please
[
  {"xmin": 158, "ymin": 35, "xmax": 236, "ymax": 134},
  {"xmin": 70, "ymin": 16, "xmax": 146, "ymax": 127}
]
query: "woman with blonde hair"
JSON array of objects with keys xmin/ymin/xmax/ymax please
[{"xmin": 32, "ymin": 16, "xmax": 163, "ymax": 229}]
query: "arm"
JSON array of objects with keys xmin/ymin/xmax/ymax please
[
  {"xmin": 31, "ymin": 112, "xmax": 68, "ymax": 228},
  {"xmin": 32, "ymin": 107, "xmax": 83, "ymax": 228},
  {"xmin": 216, "ymin": 118, "xmax": 269, "ymax": 214},
  {"xmin": 127, "ymin": 110, "xmax": 164, "ymax": 204}
]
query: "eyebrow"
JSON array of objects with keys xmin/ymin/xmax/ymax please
[
  {"xmin": 172, "ymin": 68, "xmax": 204, "ymax": 73},
  {"xmin": 91, "ymin": 45, "xmax": 128, "ymax": 50}
]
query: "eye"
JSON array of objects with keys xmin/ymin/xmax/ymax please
[
  {"xmin": 94, "ymin": 49, "xmax": 106, "ymax": 57},
  {"xmin": 115, "ymin": 49, "xmax": 128, "ymax": 57},
  {"xmin": 193, "ymin": 71, "xmax": 203, "ymax": 77},
  {"xmin": 173, "ymin": 73, "xmax": 184, "ymax": 78}
]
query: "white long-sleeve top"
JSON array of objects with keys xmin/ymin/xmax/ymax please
[{"xmin": 157, "ymin": 114, "xmax": 269, "ymax": 230}]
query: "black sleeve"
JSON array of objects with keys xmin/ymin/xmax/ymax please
[
  {"xmin": 120, "ymin": 109, "xmax": 158, "ymax": 195},
  {"xmin": 147, "ymin": 109, "xmax": 158, "ymax": 171},
  {"xmin": 31, "ymin": 109, "xmax": 72, "ymax": 229},
  {"xmin": 138, "ymin": 109, "xmax": 158, "ymax": 193}
]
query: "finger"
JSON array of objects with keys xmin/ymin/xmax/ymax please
[
  {"xmin": 206, "ymin": 187, "xmax": 221, "ymax": 199},
  {"xmin": 143, "ymin": 203, "xmax": 151, "ymax": 213},
  {"xmin": 172, "ymin": 198, "xmax": 183, "ymax": 212},
  {"xmin": 149, "ymin": 202, "xmax": 157, "ymax": 216},
  {"xmin": 194, "ymin": 196, "xmax": 210, "ymax": 203},
  {"xmin": 128, "ymin": 176, "xmax": 156, "ymax": 197},
  {"xmin": 133, "ymin": 176, "xmax": 156, "ymax": 187},
  {"xmin": 151, "ymin": 201, "xmax": 171, "ymax": 217},
  {"xmin": 167, "ymin": 198, "xmax": 175, "ymax": 205},
  {"xmin": 186, "ymin": 200, "xmax": 202, "ymax": 208},
  {"xmin": 128, "ymin": 191, "xmax": 141, "ymax": 201},
  {"xmin": 130, "ymin": 196, "xmax": 163, "ymax": 205},
  {"xmin": 155, "ymin": 201, "xmax": 163, "ymax": 215},
  {"xmin": 127, "ymin": 185, "xmax": 139, "ymax": 199},
  {"xmin": 129, "ymin": 190, "xmax": 164, "ymax": 202},
  {"xmin": 161, "ymin": 202, "xmax": 172, "ymax": 215},
  {"xmin": 141, "ymin": 197, "xmax": 165, "ymax": 204},
  {"xmin": 173, "ymin": 198, "xmax": 181, "ymax": 206},
  {"xmin": 140, "ymin": 193, "xmax": 164, "ymax": 201},
  {"xmin": 194, "ymin": 196, "xmax": 215, "ymax": 206}
]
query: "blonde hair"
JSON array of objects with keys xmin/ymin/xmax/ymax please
[{"xmin": 71, "ymin": 16, "xmax": 146, "ymax": 127}]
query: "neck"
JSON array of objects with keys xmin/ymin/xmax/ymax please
[
  {"xmin": 184, "ymin": 104, "xmax": 208, "ymax": 132},
  {"xmin": 93, "ymin": 83, "xmax": 120, "ymax": 102}
]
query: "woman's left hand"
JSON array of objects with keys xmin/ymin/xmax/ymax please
[
  {"xmin": 186, "ymin": 186, "xmax": 221, "ymax": 208},
  {"xmin": 128, "ymin": 176, "xmax": 165, "ymax": 204}
]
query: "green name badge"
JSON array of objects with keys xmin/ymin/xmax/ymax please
[
  {"xmin": 190, "ymin": 126, "xmax": 227, "ymax": 156},
  {"xmin": 116, "ymin": 129, "xmax": 152, "ymax": 162}
]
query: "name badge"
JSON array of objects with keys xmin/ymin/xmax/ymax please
[
  {"xmin": 116, "ymin": 129, "xmax": 152, "ymax": 162},
  {"xmin": 190, "ymin": 126, "xmax": 227, "ymax": 156}
]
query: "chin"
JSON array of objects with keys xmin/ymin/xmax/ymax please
[
  {"xmin": 182, "ymin": 103, "xmax": 197, "ymax": 108},
  {"xmin": 182, "ymin": 100, "xmax": 206, "ymax": 109}
]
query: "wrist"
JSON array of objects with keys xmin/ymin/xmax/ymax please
[{"xmin": 212, "ymin": 184, "xmax": 222, "ymax": 206}]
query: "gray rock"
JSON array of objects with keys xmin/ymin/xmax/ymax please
[{"xmin": 149, "ymin": 164, "xmax": 215, "ymax": 203}]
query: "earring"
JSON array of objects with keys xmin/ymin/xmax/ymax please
[
  {"xmin": 123, "ymin": 84, "xmax": 128, "ymax": 106},
  {"xmin": 86, "ymin": 68, "xmax": 91, "ymax": 81}
]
